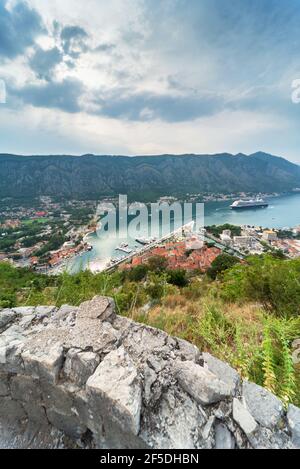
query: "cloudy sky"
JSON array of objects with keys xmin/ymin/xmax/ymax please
[{"xmin": 1, "ymin": 0, "xmax": 300, "ymax": 161}]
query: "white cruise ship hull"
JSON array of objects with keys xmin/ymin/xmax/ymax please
[{"xmin": 231, "ymin": 203, "xmax": 269, "ymax": 210}]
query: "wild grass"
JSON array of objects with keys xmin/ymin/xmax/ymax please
[
  {"xmin": 1, "ymin": 257, "xmax": 300, "ymax": 406},
  {"xmin": 131, "ymin": 290, "xmax": 300, "ymax": 406}
]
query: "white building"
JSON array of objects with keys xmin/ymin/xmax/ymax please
[
  {"xmin": 220, "ymin": 233, "xmax": 232, "ymax": 246},
  {"xmin": 262, "ymin": 230, "xmax": 278, "ymax": 242},
  {"xmin": 233, "ymin": 236, "xmax": 254, "ymax": 249},
  {"xmin": 292, "ymin": 226, "xmax": 300, "ymax": 236},
  {"xmin": 222, "ymin": 229, "xmax": 232, "ymax": 237}
]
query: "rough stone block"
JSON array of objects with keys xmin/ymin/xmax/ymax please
[
  {"xmin": 0, "ymin": 339, "xmax": 25, "ymax": 374},
  {"xmin": 10, "ymin": 375, "xmax": 42, "ymax": 403},
  {"xmin": 55, "ymin": 305, "xmax": 77, "ymax": 323},
  {"xmin": 73, "ymin": 390, "xmax": 103, "ymax": 436},
  {"xmin": 70, "ymin": 321, "xmax": 120, "ymax": 354},
  {"xmin": 35, "ymin": 306, "xmax": 56, "ymax": 319},
  {"xmin": 174, "ymin": 360, "xmax": 231, "ymax": 406},
  {"xmin": 203, "ymin": 353, "xmax": 240, "ymax": 395},
  {"xmin": 215, "ymin": 423, "xmax": 235, "ymax": 449},
  {"xmin": 0, "ymin": 309, "xmax": 16, "ymax": 330},
  {"xmin": 22, "ymin": 402, "xmax": 49, "ymax": 427},
  {"xmin": 248, "ymin": 426, "xmax": 294, "ymax": 450},
  {"xmin": 63, "ymin": 349, "xmax": 100, "ymax": 387},
  {"xmin": 46, "ymin": 408, "xmax": 86, "ymax": 440},
  {"xmin": 12, "ymin": 307, "xmax": 35, "ymax": 316},
  {"xmin": 19, "ymin": 314, "xmax": 36, "ymax": 329},
  {"xmin": 40, "ymin": 382, "xmax": 74, "ymax": 416},
  {"xmin": 242, "ymin": 380, "xmax": 283, "ymax": 429},
  {"xmin": 87, "ymin": 346, "xmax": 142, "ymax": 436},
  {"xmin": 287, "ymin": 404, "xmax": 300, "ymax": 448},
  {"xmin": 233, "ymin": 398, "xmax": 258, "ymax": 436},
  {"xmin": 143, "ymin": 364, "xmax": 158, "ymax": 404},
  {"xmin": 176, "ymin": 338, "xmax": 201, "ymax": 362},
  {"xmin": 0, "ymin": 396, "xmax": 27, "ymax": 426},
  {"xmin": 0, "ymin": 373, "xmax": 9, "ymax": 397},
  {"xmin": 22, "ymin": 343, "xmax": 64, "ymax": 384},
  {"xmin": 77, "ymin": 296, "xmax": 115, "ymax": 323},
  {"xmin": 122, "ymin": 323, "xmax": 169, "ymax": 363}
]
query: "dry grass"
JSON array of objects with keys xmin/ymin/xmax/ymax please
[
  {"xmin": 131, "ymin": 290, "xmax": 300, "ymax": 406},
  {"xmin": 131, "ymin": 292, "xmax": 263, "ymax": 367}
]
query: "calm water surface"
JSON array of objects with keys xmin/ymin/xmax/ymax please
[{"xmin": 68, "ymin": 193, "xmax": 300, "ymax": 273}]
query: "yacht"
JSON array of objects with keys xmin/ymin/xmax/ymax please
[
  {"xmin": 135, "ymin": 237, "xmax": 156, "ymax": 245},
  {"xmin": 115, "ymin": 242, "xmax": 132, "ymax": 254}
]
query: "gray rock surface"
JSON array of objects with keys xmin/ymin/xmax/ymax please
[
  {"xmin": 232, "ymin": 398, "xmax": 258, "ymax": 436},
  {"xmin": 0, "ymin": 309, "xmax": 17, "ymax": 330},
  {"xmin": 175, "ymin": 360, "xmax": 232, "ymax": 405},
  {"xmin": 203, "ymin": 353, "xmax": 240, "ymax": 395},
  {"xmin": 215, "ymin": 423, "xmax": 235, "ymax": 449},
  {"xmin": 87, "ymin": 346, "xmax": 142, "ymax": 436},
  {"xmin": 12, "ymin": 307, "xmax": 35, "ymax": 316},
  {"xmin": 242, "ymin": 381, "xmax": 284, "ymax": 429},
  {"xmin": 0, "ymin": 296, "xmax": 298, "ymax": 449},
  {"xmin": 0, "ymin": 373, "xmax": 9, "ymax": 396},
  {"xmin": 287, "ymin": 404, "xmax": 300, "ymax": 448}
]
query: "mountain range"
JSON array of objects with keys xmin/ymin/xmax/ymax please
[{"xmin": 1, "ymin": 152, "xmax": 300, "ymax": 200}]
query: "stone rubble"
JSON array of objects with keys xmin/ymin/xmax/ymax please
[{"xmin": 0, "ymin": 296, "xmax": 299, "ymax": 449}]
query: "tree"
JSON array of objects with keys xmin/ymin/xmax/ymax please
[
  {"xmin": 207, "ymin": 253, "xmax": 240, "ymax": 280},
  {"xmin": 147, "ymin": 256, "xmax": 168, "ymax": 273},
  {"xmin": 127, "ymin": 264, "xmax": 148, "ymax": 282},
  {"xmin": 206, "ymin": 224, "xmax": 242, "ymax": 238},
  {"xmin": 222, "ymin": 255, "xmax": 300, "ymax": 317},
  {"xmin": 145, "ymin": 272, "xmax": 168, "ymax": 300},
  {"xmin": 167, "ymin": 269, "xmax": 189, "ymax": 287}
]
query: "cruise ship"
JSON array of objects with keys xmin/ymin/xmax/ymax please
[{"xmin": 230, "ymin": 198, "xmax": 269, "ymax": 210}]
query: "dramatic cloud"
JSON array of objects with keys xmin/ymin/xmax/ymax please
[
  {"xmin": 12, "ymin": 78, "xmax": 83, "ymax": 113},
  {"xmin": 29, "ymin": 46, "xmax": 63, "ymax": 80},
  {"xmin": 95, "ymin": 90, "xmax": 224, "ymax": 122},
  {"xmin": 1, "ymin": 0, "xmax": 300, "ymax": 159},
  {"xmin": 60, "ymin": 25, "xmax": 89, "ymax": 58},
  {"xmin": 0, "ymin": 0, "xmax": 43, "ymax": 59}
]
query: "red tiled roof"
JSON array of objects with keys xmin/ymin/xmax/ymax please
[{"xmin": 126, "ymin": 243, "xmax": 222, "ymax": 272}]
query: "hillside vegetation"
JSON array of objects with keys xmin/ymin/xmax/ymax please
[
  {"xmin": 0, "ymin": 253, "xmax": 300, "ymax": 406},
  {"xmin": 1, "ymin": 152, "xmax": 300, "ymax": 199}
]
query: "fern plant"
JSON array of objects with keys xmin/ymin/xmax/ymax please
[
  {"xmin": 277, "ymin": 324, "xmax": 296, "ymax": 406},
  {"xmin": 262, "ymin": 322, "xmax": 277, "ymax": 395}
]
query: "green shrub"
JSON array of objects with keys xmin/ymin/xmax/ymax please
[
  {"xmin": 147, "ymin": 256, "xmax": 168, "ymax": 273},
  {"xmin": 0, "ymin": 291, "xmax": 16, "ymax": 308},
  {"xmin": 167, "ymin": 269, "xmax": 189, "ymax": 287},
  {"xmin": 207, "ymin": 253, "xmax": 240, "ymax": 280},
  {"xmin": 127, "ymin": 264, "xmax": 148, "ymax": 282},
  {"xmin": 222, "ymin": 255, "xmax": 300, "ymax": 317},
  {"xmin": 145, "ymin": 272, "xmax": 168, "ymax": 300}
]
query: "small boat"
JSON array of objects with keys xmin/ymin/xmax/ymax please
[{"xmin": 115, "ymin": 242, "xmax": 132, "ymax": 254}]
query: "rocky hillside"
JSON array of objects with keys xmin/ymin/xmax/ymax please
[
  {"xmin": 1, "ymin": 152, "xmax": 300, "ymax": 199},
  {"xmin": 0, "ymin": 296, "xmax": 299, "ymax": 449}
]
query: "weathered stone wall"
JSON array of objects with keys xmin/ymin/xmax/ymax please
[{"xmin": 0, "ymin": 296, "xmax": 299, "ymax": 449}]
